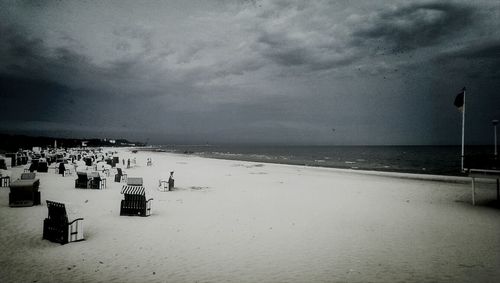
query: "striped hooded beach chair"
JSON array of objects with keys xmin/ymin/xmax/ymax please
[{"xmin": 120, "ymin": 179, "xmax": 153, "ymax": 216}]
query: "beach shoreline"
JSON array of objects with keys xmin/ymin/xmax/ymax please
[
  {"xmin": 134, "ymin": 144, "xmax": 478, "ymax": 177},
  {"xmin": 133, "ymin": 146, "xmax": 474, "ymax": 183}
]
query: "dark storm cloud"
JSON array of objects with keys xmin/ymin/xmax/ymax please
[
  {"xmin": 0, "ymin": 0, "xmax": 499, "ymax": 145},
  {"xmin": 433, "ymin": 41, "xmax": 500, "ymax": 79},
  {"xmin": 257, "ymin": 30, "xmax": 359, "ymax": 71},
  {"xmin": 0, "ymin": 75, "xmax": 68, "ymax": 97},
  {"xmin": 1, "ymin": 24, "xmax": 47, "ymax": 78},
  {"xmin": 352, "ymin": 1, "xmax": 475, "ymax": 51},
  {"xmin": 252, "ymin": 1, "xmax": 477, "ymax": 73},
  {"xmin": 0, "ymin": 23, "xmax": 94, "ymax": 91},
  {"xmin": 438, "ymin": 41, "xmax": 500, "ymax": 61},
  {"xmin": 0, "ymin": 22, "xmax": 177, "ymax": 100},
  {"xmin": 0, "ymin": 74, "xmax": 73, "ymax": 124},
  {"xmin": 457, "ymin": 42, "xmax": 500, "ymax": 60},
  {"xmin": 248, "ymin": 1, "xmax": 361, "ymax": 72}
]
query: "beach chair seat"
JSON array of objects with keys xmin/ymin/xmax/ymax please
[
  {"xmin": 84, "ymin": 158, "xmax": 92, "ymax": 167},
  {"xmin": 9, "ymin": 189, "xmax": 40, "ymax": 207},
  {"xmin": 64, "ymin": 164, "xmax": 73, "ymax": 176},
  {"xmin": 89, "ymin": 174, "xmax": 106, "ymax": 189},
  {"xmin": 9, "ymin": 174, "xmax": 41, "ymax": 207},
  {"xmin": 112, "ymin": 157, "xmax": 119, "ymax": 167},
  {"xmin": 1, "ymin": 175, "xmax": 10, "ymax": 187},
  {"xmin": 51, "ymin": 163, "xmax": 58, "ymax": 174},
  {"xmin": 158, "ymin": 176, "xmax": 174, "ymax": 192},
  {"xmin": 20, "ymin": 155, "xmax": 28, "ymax": 165},
  {"xmin": 28, "ymin": 162, "xmax": 37, "ymax": 172},
  {"xmin": 5, "ymin": 153, "xmax": 17, "ymax": 167},
  {"xmin": 57, "ymin": 162, "xmax": 66, "ymax": 175},
  {"xmin": 54, "ymin": 163, "xmax": 72, "ymax": 176},
  {"xmin": 0, "ymin": 159, "xmax": 7, "ymax": 170},
  {"xmin": 75, "ymin": 172, "xmax": 90, "ymax": 189},
  {"xmin": 105, "ymin": 158, "xmax": 113, "ymax": 168},
  {"xmin": 120, "ymin": 185, "xmax": 153, "ymax": 216},
  {"xmin": 158, "ymin": 179, "xmax": 169, "ymax": 191},
  {"xmin": 43, "ymin": 200, "xmax": 84, "ymax": 244},
  {"xmin": 115, "ymin": 168, "xmax": 127, "ymax": 182},
  {"xmin": 37, "ymin": 161, "xmax": 48, "ymax": 173},
  {"xmin": 97, "ymin": 163, "xmax": 111, "ymax": 177},
  {"xmin": 0, "ymin": 170, "xmax": 11, "ymax": 187}
]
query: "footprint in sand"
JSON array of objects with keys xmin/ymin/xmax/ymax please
[{"xmin": 190, "ymin": 186, "xmax": 210, "ymax": 190}]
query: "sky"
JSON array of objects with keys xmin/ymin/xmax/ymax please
[{"xmin": 0, "ymin": 0, "xmax": 499, "ymax": 145}]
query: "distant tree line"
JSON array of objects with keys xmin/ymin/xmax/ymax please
[{"xmin": 0, "ymin": 133, "xmax": 144, "ymax": 153}]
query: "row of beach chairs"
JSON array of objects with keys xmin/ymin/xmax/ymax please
[
  {"xmin": 75, "ymin": 172, "xmax": 107, "ymax": 189},
  {"xmin": 7, "ymin": 159, "xmax": 166, "ymax": 245},
  {"xmin": 42, "ymin": 177, "xmax": 152, "ymax": 244},
  {"xmin": 73, "ymin": 167, "xmax": 130, "ymax": 189}
]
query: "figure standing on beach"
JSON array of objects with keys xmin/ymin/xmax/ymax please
[
  {"xmin": 127, "ymin": 158, "xmax": 130, "ymax": 169},
  {"xmin": 58, "ymin": 162, "xmax": 65, "ymax": 175},
  {"xmin": 168, "ymin": 171, "xmax": 174, "ymax": 191}
]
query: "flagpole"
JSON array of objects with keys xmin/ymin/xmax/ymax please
[
  {"xmin": 493, "ymin": 120, "xmax": 498, "ymax": 157},
  {"xmin": 461, "ymin": 87, "xmax": 466, "ymax": 172}
]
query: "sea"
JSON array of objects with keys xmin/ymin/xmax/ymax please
[{"xmin": 155, "ymin": 145, "xmax": 496, "ymax": 176}]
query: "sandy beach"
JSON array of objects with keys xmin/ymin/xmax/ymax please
[{"xmin": 1, "ymin": 148, "xmax": 499, "ymax": 283}]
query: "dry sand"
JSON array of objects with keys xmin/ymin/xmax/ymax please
[{"xmin": 1, "ymin": 148, "xmax": 499, "ymax": 283}]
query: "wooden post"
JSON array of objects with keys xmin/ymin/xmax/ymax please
[
  {"xmin": 461, "ymin": 88, "xmax": 466, "ymax": 172},
  {"xmin": 497, "ymin": 179, "xmax": 499, "ymax": 202},
  {"xmin": 472, "ymin": 177, "xmax": 475, "ymax": 205}
]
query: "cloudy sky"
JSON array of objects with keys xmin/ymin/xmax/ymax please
[{"xmin": 1, "ymin": 0, "xmax": 499, "ymax": 145}]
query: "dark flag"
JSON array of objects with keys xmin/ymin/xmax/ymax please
[{"xmin": 454, "ymin": 87, "xmax": 466, "ymax": 111}]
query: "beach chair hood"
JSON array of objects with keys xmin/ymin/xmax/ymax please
[{"xmin": 121, "ymin": 185, "xmax": 145, "ymax": 195}]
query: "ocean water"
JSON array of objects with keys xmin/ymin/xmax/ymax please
[{"xmin": 157, "ymin": 145, "xmax": 496, "ymax": 176}]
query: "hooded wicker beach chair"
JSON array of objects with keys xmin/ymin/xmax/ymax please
[
  {"xmin": 43, "ymin": 200, "xmax": 84, "ymax": 244},
  {"xmin": 37, "ymin": 161, "xmax": 48, "ymax": 173},
  {"xmin": 9, "ymin": 173, "xmax": 40, "ymax": 207},
  {"xmin": 112, "ymin": 156, "xmax": 119, "ymax": 167},
  {"xmin": 88, "ymin": 172, "xmax": 106, "ymax": 189},
  {"xmin": 0, "ymin": 158, "xmax": 7, "ymax": 170},
  {"xmin": 115, "ymin": 167, "xmax": 127, "ymax": 182},
  {"xmin": 0, "ymin": 169, "xmax": 11, "ymax": 187},
  {"xmin": 58, "ymin": 162, "xmax": 66, "ymax": 175},
  {"xmin": 29, "ymin": 160, "xmax": 38, "ymax": 172},
  {"xmin": 120, "ymin": 178, "xmax": 152, "ymax": 216},
  {"xmin": 75, "ymin": 172, "xmax": 90, "ymax": 189}
]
